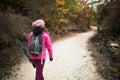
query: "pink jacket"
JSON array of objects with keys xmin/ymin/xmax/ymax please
[{"xmin": 28, "ymin": 31, "xmax": 53, "ymax": 59}]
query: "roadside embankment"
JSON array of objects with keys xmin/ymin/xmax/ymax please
[{"xmin": 90, "ymin": 31, "xmax": 120, "ymax": 80}]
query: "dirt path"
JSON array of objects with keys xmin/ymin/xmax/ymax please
[{"xmin": 10, "ymin": 31, "xmax": 104, "ymax": 80}]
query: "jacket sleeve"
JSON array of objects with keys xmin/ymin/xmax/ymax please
[
  {"xmin": 27, "ymin": 32, "xmax": 33, "ymax": 54},
  {"xmin": 45, "ymin": 33, "xmax": 53, "ymax": 58}
]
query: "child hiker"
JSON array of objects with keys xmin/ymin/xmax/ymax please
[{"xmin": 28, "ymin": 19, "xmax": 53, "ymax": 80}]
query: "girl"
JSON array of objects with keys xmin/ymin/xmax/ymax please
[{"xmin": 28, "ymin": 19, "xmax": 53, "ymax": 80}]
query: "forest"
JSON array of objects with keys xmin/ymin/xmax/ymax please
[
  {"xmin": 0, "ymin": 0, "xmax": 120, "ymax": 80},
  {"xmin": 91, "ymin": 0, "xmax": 120, "ymax": 80}
]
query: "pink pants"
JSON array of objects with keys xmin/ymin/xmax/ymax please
[{"xmin": 31, "ymin": 59, "xmax": 45, "ymax": 80}]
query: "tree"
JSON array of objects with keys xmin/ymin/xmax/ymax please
[
  {"xmin": 75, "ymin": 0, "xmax": 91, "ymax": 31},
  {"xmin": 96, "ymin": 0, "xmax": 120, "ymax": 36}
]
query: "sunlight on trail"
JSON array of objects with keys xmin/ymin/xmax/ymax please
[{"xmin": 10, "ymin": 31, "xmax": 104, "ymax": 80}]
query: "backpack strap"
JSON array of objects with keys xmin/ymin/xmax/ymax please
[{"xmin": 38, "ymin": 33, "xmax": 42, "ymax": 44}]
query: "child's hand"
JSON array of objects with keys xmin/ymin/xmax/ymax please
[{"xmin": 49, "ymin": 58, "xmax": 53, "ymax": 61}]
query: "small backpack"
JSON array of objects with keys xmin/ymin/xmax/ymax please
[{"xmin": 29, "ymin": 33, "xmax": 42, "ymax": 56}]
